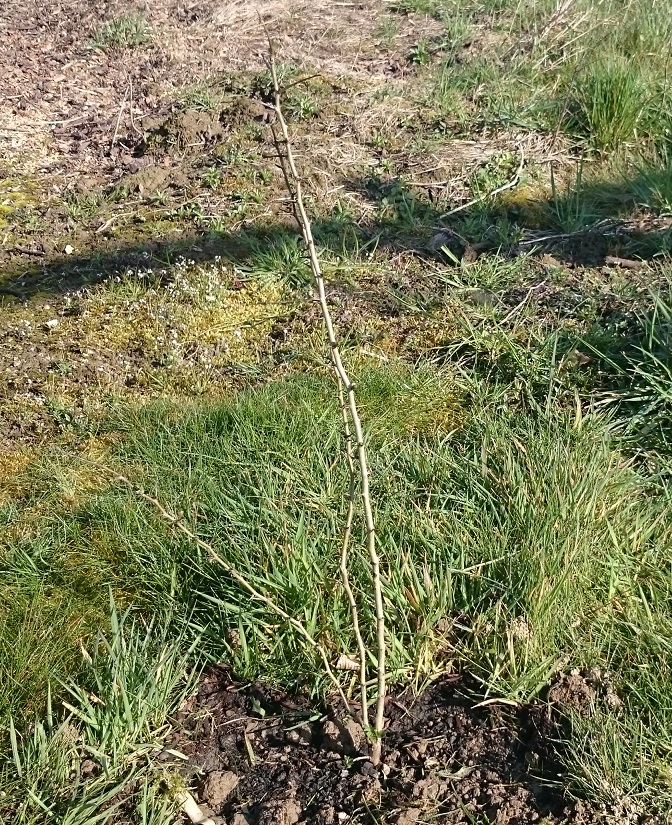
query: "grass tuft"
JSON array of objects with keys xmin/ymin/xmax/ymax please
[
  {"xmin": 629, "ymin": 146, "xmax": 672, "ymax": 213},
  {"xmin": 564, "ymin": 58, "xmax": 649, "ymax": 153},
  {"xmin": 90, "ymin": 16, "xmax": 149, "ymax": 50},
  {"xmin": 2, "ymin": 599, "xmax": 193, "ymax": 824}
]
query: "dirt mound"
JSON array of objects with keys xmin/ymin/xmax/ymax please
[
  {"xmin": 163, "ymin": 668, "xmax": 602, "ymax": 825},
  {"xmin": 132, "ymin": 98, "xmax": 269, "ymax": 158}
]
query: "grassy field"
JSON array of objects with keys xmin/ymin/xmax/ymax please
[{"xmin": 2, "ymin": 0, "xmax": 672, "ymax": 821}]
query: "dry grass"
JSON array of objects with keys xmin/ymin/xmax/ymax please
[
  {"xmin": 211, "ymin": 0, "xmax": 316, "ymax": 29},
  {"xmin": 0, "ymin": 117, "xmax": 55, "ymax": 173},
  {"xmin": 209, "ymin": 0, "xmax": 385, "ymax": 73},
  {"xmin": 188, "ymin": 0, "xmax": 448, "ymax": 78},
  {"xmin": 0, "ymin": 449, "xmax": 33, "ymax": 507}
]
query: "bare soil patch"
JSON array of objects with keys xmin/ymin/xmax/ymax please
[
  {"xmin": 158, "ymin": 668, "xmax": 613, "ymax": 825},
  {"xmin": 0, "ymin": 0, "xmax": 425, "ymax": 180},
  {"xmin": 0, "ymin": 0, "xmax": 435, "ymax": 282}
]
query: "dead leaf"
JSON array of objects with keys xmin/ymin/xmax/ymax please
[{"xmin": 336, "ymin": 654, "xmax": 360, "ymax": 671}]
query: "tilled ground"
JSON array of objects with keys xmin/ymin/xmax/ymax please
[
  {"xmin": 157, "ymin": 668, "xmax": 621, "ymax": 825},
  {"xmin": 0, "ymin": 0, "xmax": 429, "ymax": 201}
]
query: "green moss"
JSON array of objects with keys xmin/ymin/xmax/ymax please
[{"xmin": 0, "ymin": 178, "xmax": 38, "ymax": 228}]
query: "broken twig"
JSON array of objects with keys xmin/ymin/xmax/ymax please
[{"xmin": 439, "ymin": 148, "xmax": 525, "ymax": 220}]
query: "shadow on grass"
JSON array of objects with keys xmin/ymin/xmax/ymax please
[
  {"xmin": 2, "ymin": 151, "xmax": 672, "ymax": 301},
  {"xmin": 1, "ymin": 161, "xmax": 671, "ymax": 440}
]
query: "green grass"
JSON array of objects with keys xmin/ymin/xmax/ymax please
[
  {"xmin": 546, "ymin": 162, "xmax": 598, "ymax": 233},
  {"xmin": 2, "ymin": 346, "xmax": 672, "ymax": 812},
  {"xmin": 585, "ymin": 289, "xmax": 672, "ymax": 454},
  {"xmin": 235, "ymin": 232, "xmax": 312, "ymax": 289},
  {"xmin": 5, "ymin": 0, "xmax": 672, "ymax": 819},
  {"xmin": 407, "ymin": 0, "xmax": 672, "ymax": 152},
  {"xmin": 179, "ymin": 80, "xmax": 231, "ymax": 113},
  {"xmin": 565, "ymin": 58, "xmax": 649, "ymax": 153},
  {"xmin": 390, "ymin": 0, "xmax": 445, "ymax": 16},
  {"xmin": 629, "ymin": 147, "xmax": 672, "ymax": 213},
  {"xmin": 90, "ymin": 16, "xmax": 149, "ymax": 50},
  {"xmin": 0, "ymin": 588, "xmax": 99, "ymax": 725},
  {"xmin": 3, "ymin": 598, "xmax": 193, "ymax": 824}
]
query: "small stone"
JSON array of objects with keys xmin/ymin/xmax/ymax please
[
  {"xmin": 323, "ymin": 720, "xmax": 339, "ymax": 739},
  {"xmin": 64, "ymin": 244, "xmax": 74, "ymax": 255},
  {"xmin": 412, "ymin": 777, "xmax": 444, "ymax": 801},
  {"xmin": 360, "ymin": 760, "xmax": 379, "ymax": 778},
  {"xmin": 156, "ymin": 750, "xmax": 173, "ymax": 761},
  {"xmin": 80, "ymin": 759, "xmax": 97, "ymax": 777},
  {"xmin": 284, "ymin": 800, "xmax": 302, "ymax": 825},
  {"xmin": 344, "ymin": 718, "xmax": 366, "ymax": 753},
  {"xmin": 461, "ymin": 243, "xmax": 479, "ymax": 264},
  {"xmin": 426, "ymin": 231, "xmax": 454, "ymax": 253},
  {"xmin": 605, "ymin": 690, "xmax": 623, "ymax": 710},
  {"xmin": 466, "ymin": 288, "xmax": 497, "ymax": 307},
  {"xmin": 317, "ymin": 807, "xmax": 336, "ymax": 824},
  {"xmin": 226, "ymin": 628, "xmax": 240, "ymax": 648},
  {"xmin": 262, "ymin": 797, "xmax": 301, "ymax": 825},
  {"xmin": 322, "ymin": 718, "xmax": 366, "ymax": 756},
  {"xmin": 285, "ymin": 724, "xmax": 312, "ymax": 746},
  {"xmin": 360, "ymin": 778, "xmax": 382, "ymax": 805},
  {"xmin": 45, "ymin": 319, "xmax": 59, "ymax": 329}
]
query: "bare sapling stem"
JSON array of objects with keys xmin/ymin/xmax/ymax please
[
  {"xmin": 337, "ymin": 381, "xmax": 370, "ymax": 736},
  {"xmin": 267, "ymin": 52, "xmax": 386, "ymax": 763}
]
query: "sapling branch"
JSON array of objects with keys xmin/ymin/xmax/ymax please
[
  {"xmin": 337, "ymin": 380, "xmax": 370, "ymax": 736},
  {"xmin": 76, "ymin": 458, "xmax": 353, "ymax": 717}
]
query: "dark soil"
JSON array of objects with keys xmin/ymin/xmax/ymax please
[{"xmin": 162, "ymin": 668, "xmax": 604, "ymax": 825}]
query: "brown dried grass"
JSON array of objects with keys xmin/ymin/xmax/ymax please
[
  {"xmin": 208, "ymin": 0, "xmax": 389, "ymax": 75},
  {"xmin": 211, "ymin": 0, "xmax": 312, "ymax": 29}
]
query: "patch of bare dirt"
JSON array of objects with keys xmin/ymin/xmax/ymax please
[
  {"xmin": 158, "ymin": 668, "xmax": 616, "ymax": 825},
  {"xmin": 0, "ymin": 0, "xmax": 448, "ymax": 282},
  {"xmin": 548, "ymin": 668, "xmax": 622, "ymax": 716},
  {"xmin": 0, "ymin": 0, "xmax": 432, "ymax": 181}
]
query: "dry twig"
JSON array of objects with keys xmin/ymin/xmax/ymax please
[
  {"xmin": 336, "ymin": 380, "xmax": 371, "ymax": 734},
  {"xmin": 439, "ymin": 148, "xmax": 525, "ymax": 220},
  {"xmin": 110, "ymin": 86, "xmax": 128, "ymax": 153},
  {"xmin": 604, "ymin": 255, "xmax": 648, "ymax": 271}
]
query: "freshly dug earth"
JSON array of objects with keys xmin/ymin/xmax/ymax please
[{"xmin": 163, "ymin": 668, "xmax": 605, "ymax": 825}]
